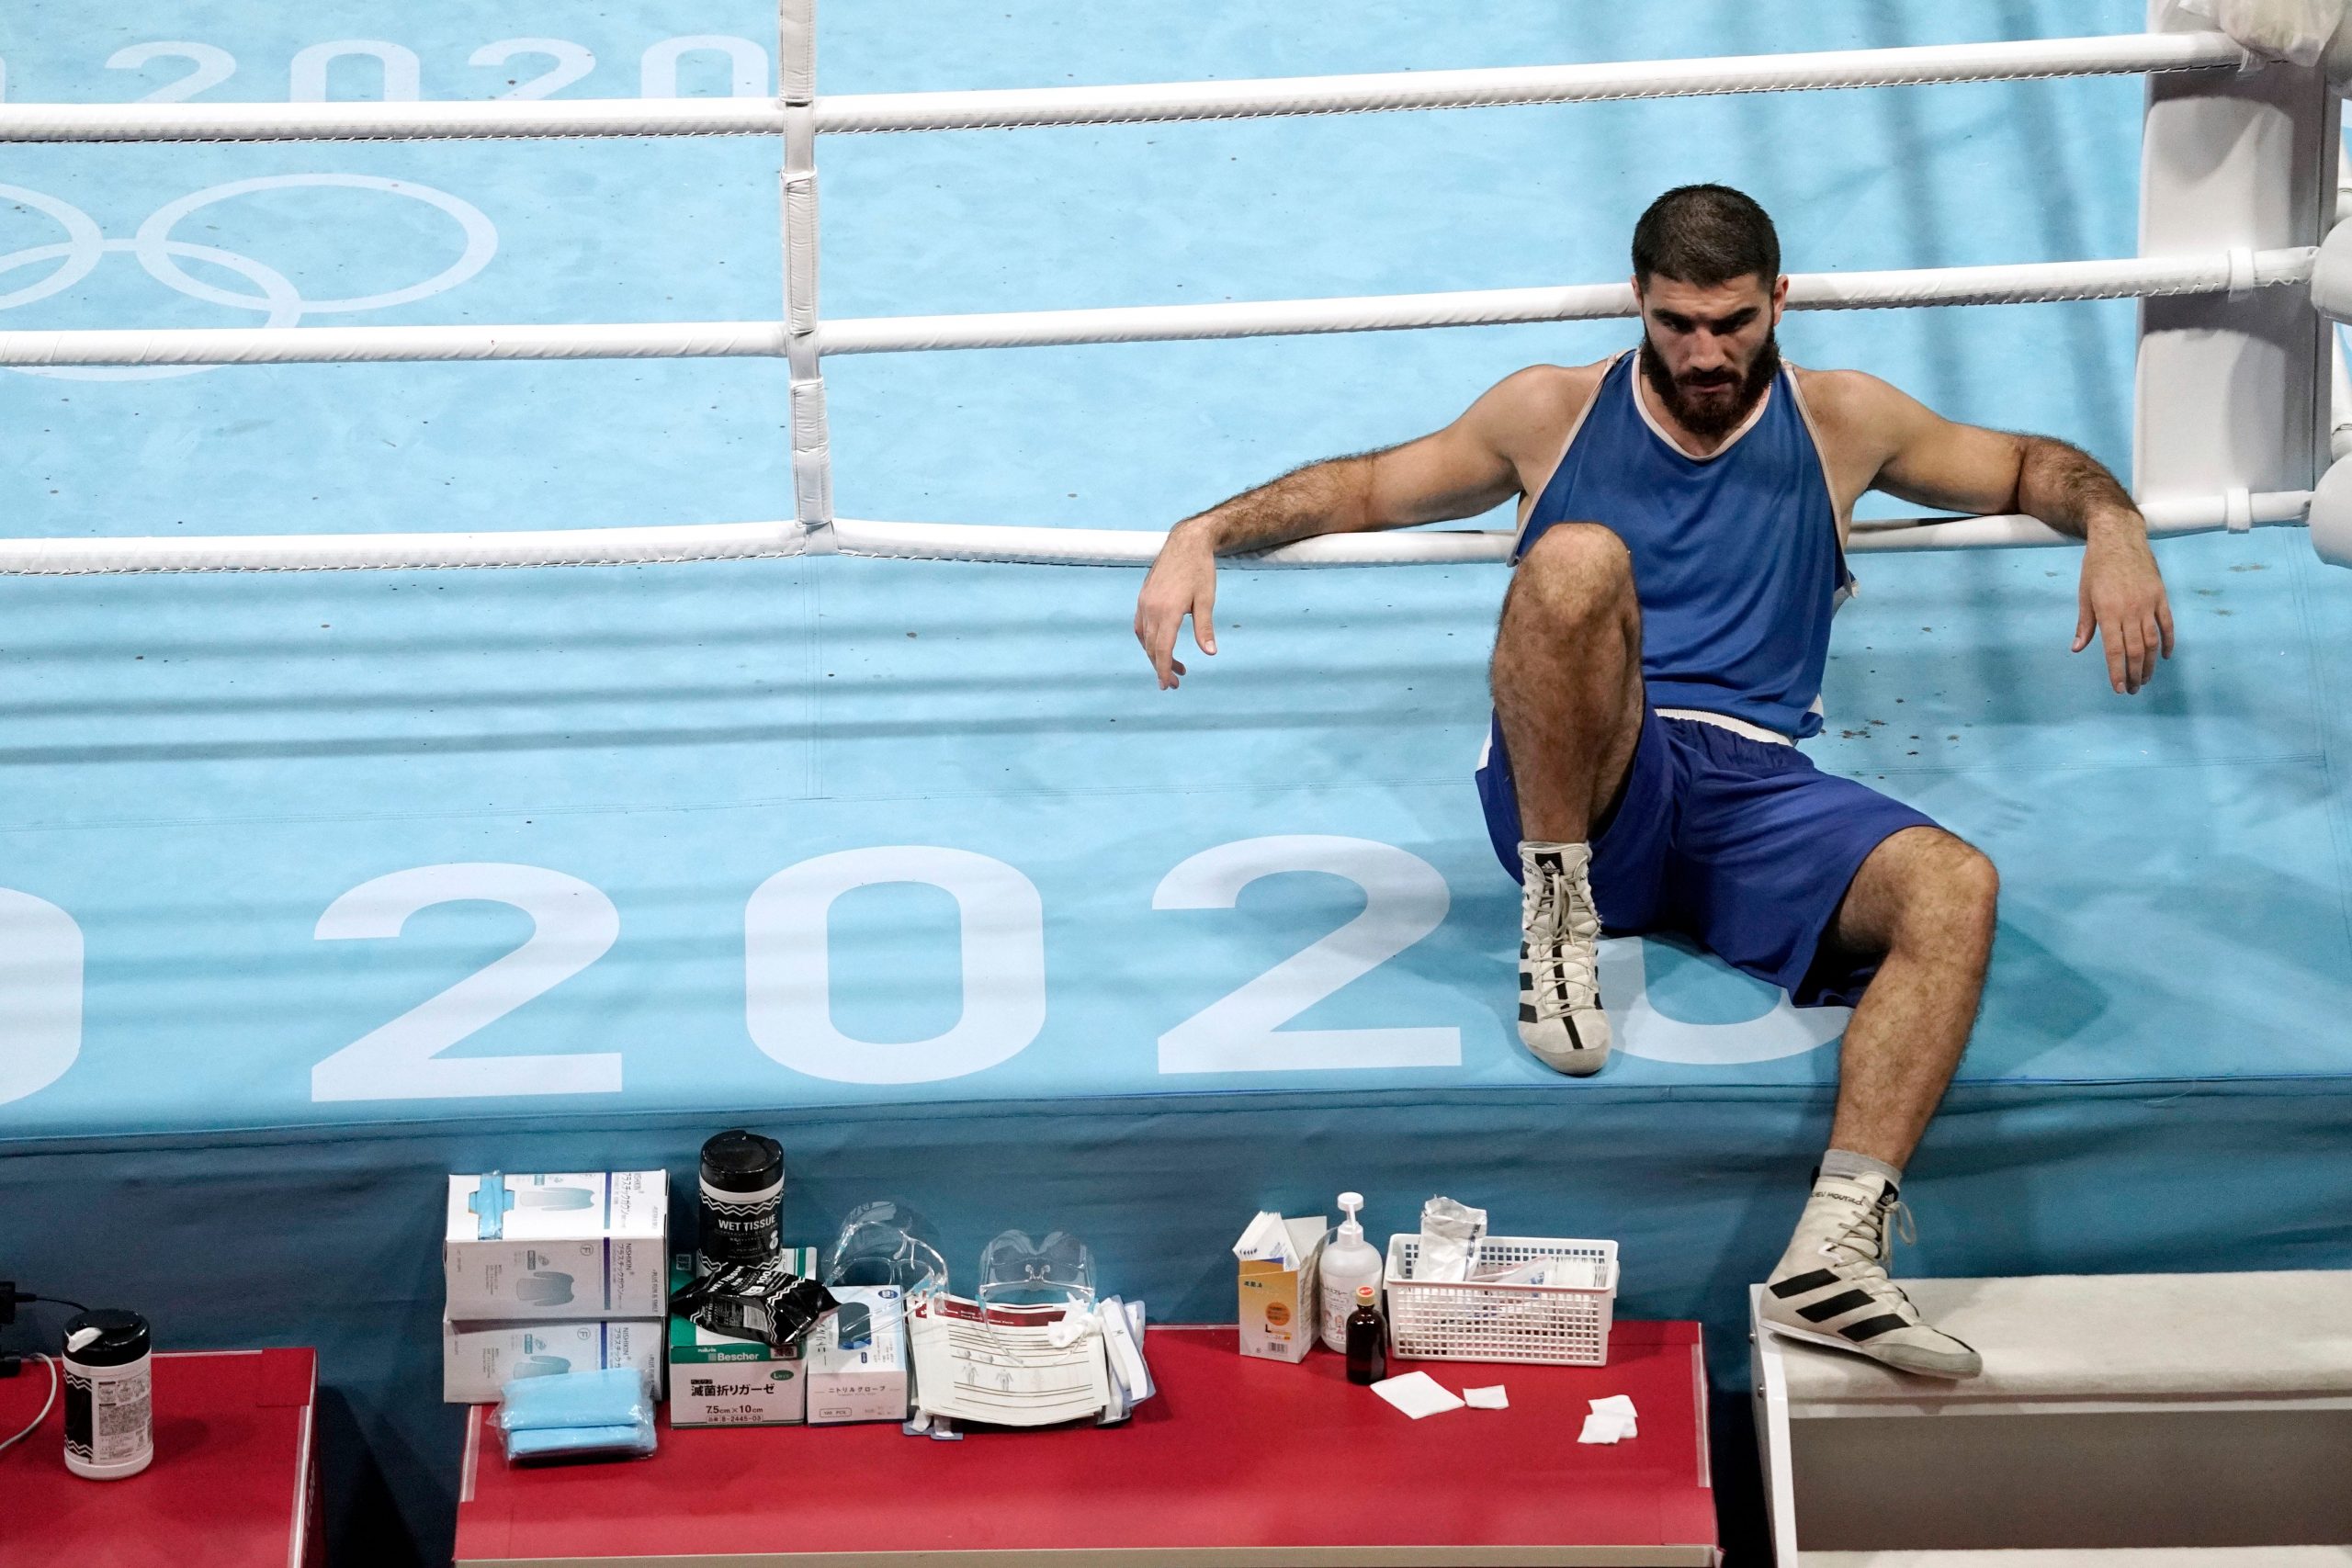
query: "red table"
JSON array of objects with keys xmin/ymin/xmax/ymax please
[
  {"xmin": 456, "ymin": 1321, "xmax": 1715, "ymax": 1565},
  {"xmin": 0, "ymin": 1348, "xmax": 322, "ymax": 1568}
]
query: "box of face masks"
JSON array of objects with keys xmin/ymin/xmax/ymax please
[
  {"xmin": 667, "ymin": 1249, "xmax": 817, "ymax": 1427},
  {"xmin": 442, "ymin": 1317, "xmax": 664, "ymax": 1404},
  {"xmin": 444, "ymin": 1171, "xmax": 668, "ymax": 1320},
  {"xmin": 804, "ymin": 1285, "xmax": 908, "ymax": 1425}
]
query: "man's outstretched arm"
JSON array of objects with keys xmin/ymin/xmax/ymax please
[
  {"xmin": 1825, "ymin": 372, "xmax": 2174, "ymax": 695},
  {"xmin": 1134, "ymin": 367, "xmax": 1566, "ymax": 688}
]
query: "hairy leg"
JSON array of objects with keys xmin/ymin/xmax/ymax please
[
  {"xmin": 1490, "ymin": 524, "xmax": 1645, "ymax": 841},
  {"xmin": 1821, "ymin": 826, "xmax": 1999, "ymax": 1168}
]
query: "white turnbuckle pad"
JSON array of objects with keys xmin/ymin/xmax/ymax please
[{"xmin": 1753, "ymin": 1272, "xmax": 2352, "ymax": 1565}]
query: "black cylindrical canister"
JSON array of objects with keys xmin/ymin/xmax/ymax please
[
  {"xmin": 62, "ymin": 1309, "xmax": 153, "ymax": 1481},
  {"xmin": 698, "ymin": 1129, "xmax": 785, "ymax": 1270}
]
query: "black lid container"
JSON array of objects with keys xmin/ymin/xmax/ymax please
[
  {"xmin": 62, "ymin": 1309, "xmax": 150, "ymax": 1367},
  {"xmin": 698, "ymin": 1130, "xmax": 785, "ymax": 1269}
]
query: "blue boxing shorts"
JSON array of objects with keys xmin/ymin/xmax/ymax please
[{"xmin": 1476, "ymin": 705, "xmax": 1939, "ymax": 1009}]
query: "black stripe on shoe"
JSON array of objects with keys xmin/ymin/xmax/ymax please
[
  {"xmin": 1769, "ymin": 1270, "xmax": 1841, "ymax": 1299},
  {"xmin": 1839, "ymin": 1314, "xmax": 1911, "ymax": 1342},
  {"xmin": 1797, "ymin": 1289, "xmax": 1879, "ymax": 1324},
  {"xmin": 1519, "ymin": 1004, "xmax": 1538, "ymax": 1022}
]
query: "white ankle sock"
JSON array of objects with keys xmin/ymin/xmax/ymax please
[{"xmin": 1818, "ymin": 1148, "xmax": 1904, "ymax": 1189}]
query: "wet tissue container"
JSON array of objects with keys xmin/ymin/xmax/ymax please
[
  {"xmin": 696, "ymin": 1130, "xmax": 785, "ymax": 1274},
  {"xmin": 62, "ymin": 1309, "xmax": 152, "ymax": 1481}
]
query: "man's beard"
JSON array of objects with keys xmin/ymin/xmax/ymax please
[{"xmin": 1638, "ymin": 330, "xmax": 1780, "ymax": 440}]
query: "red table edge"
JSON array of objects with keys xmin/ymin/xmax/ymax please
[
  {"xmin": 197, "ymin": 1348, "xmax": 322, "ymax": 1568},
  {"xmin": 4, "ymin": 1348, "xmax": 319, "ymax": 1568},
  {"xmin": 459, "ymin": 1322, "xmax": 1714, "ymax": 1524}
]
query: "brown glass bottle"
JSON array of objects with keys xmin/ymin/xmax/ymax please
[{"xmin": 1343, "ymin": 1283, "xmax": 1385, "ymax": 1384}]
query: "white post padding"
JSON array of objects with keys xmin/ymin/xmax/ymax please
[
  {"xmin": 778, "ymin": 0, "xmax": 833, "ymax": 528},
  {"xmin": 2139, "ymin": 0, "xmax": 2341, "ymax": 502}
]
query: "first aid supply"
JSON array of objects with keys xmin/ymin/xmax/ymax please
[
  {"xmin": 1343, "ymin": 1285, "xmax": 1386, "ymax": 1385},
  {"xmin": 1367, "ymin": 1371, "xmax": 1464, "ymax": 1420},
  {"xmin": 1413, "ymin": 1196, "xmax": 1488, "ymax": 1283},
  {"xmin": 907, "ymin": 1292, "xmax": 1113, "ymax": 1429},
  {"xmin": 445, "ymin": 1171, "xmax": 668, "ymax": 1320},
  {"xmin": 671, "ymin": 1255, "xmax": 836, "ymax": 1351},
  {"xmin": 696, "ymin": 1130, "xmax": 785, "ymax": 1273},
  {"xmin": 1577, "ymin": 1393, "xmax": 1639, "ymax": 1444},
  {"xmin": 1382, "ymin": 1233, "xmax": 1619, "ymax": 1366},
  {"xmin": 1317, "ymin": 1191, "xmax": 1384, "ymax": 1351},
  {"xmin": 496, "ymin": 1368, "xmax": 657, "ymax": 1462},
  {"xmin": 667, "ymin": 1249, "xmax": 819, "ymax": 1428},
  {"xmin": 61, "ymin": 1310, "xmax": 152, "ymax": 1481},
  {"xmin": 1232, "ymin": 1211, "xmax": 1326, "ymax": 1363},
  {"xmin": 441, "ymin": 1317, "xmax": 663, "ymax": 1404},
  {"xmin": 804, "ymin": 1285, "xmax": 909, "ymax": 1425}
]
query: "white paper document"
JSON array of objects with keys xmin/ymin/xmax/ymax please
[
  {"xmin": 908, "ymin": 1294, "xmax": 1113, "ymax": 1428},
  {"xmin": 1462, "ymin": 1384, "xmax": 1509, "ymax": 1410},
  {"xmin": 1369, "ymin": 1370, "xmax": 1464, "ymax": 1419}
]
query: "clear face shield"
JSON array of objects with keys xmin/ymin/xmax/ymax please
[
  {"xmin": 824, "ymin": 1200, "xmax": 950, "ymax": 1303},
  {"xmin": 975, "ymin": 1229, "xmax": 1095, "ymax": 1325}
]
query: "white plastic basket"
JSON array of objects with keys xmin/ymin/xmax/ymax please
[{"xmin": 1382, "ymin": 1234, "xmax": 1618, "ymax": 1366}]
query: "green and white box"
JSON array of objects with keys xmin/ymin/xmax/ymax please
[
  {"xmin": 667, "ymin": 1248, "xmax": 816, "ymax": 1427},
  {"xmin": 442, "ymin": 1317, "xmax": 664, "ymax": 1404}
]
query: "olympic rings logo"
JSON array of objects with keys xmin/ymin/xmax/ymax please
[{"xmin": 0, "ymin": 174, "xmax": 498, "ymax": 380}]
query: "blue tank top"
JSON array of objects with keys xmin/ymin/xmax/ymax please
[{"xmin": 1514, "ymin": 352, "xmax": 1848, "ymax": 739}]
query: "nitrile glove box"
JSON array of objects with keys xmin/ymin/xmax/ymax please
[
  {"xmin": 804, "ymin": 1284, "xmax": 908, "ymax": 1425},
  {"xmin": 667, "ymin": 1249, "xmax": 817, "ymax": 1427},
  {"xmin": 444, "ymin": 1172, "xmax": 668, "ymax": 1320},
  {"xmin": 442, "ymin": 1317, "xmax": 665, "ymax": 1404}
]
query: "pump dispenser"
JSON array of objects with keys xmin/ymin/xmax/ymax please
[{"xmin": 1318, "ymin": 1191, "xmax": 1385, "ymax": 1352}]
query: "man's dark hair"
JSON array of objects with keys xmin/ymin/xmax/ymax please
[{"xmin": 1631, "ymin": 185, "xmax": 1780, "ymax": 289}]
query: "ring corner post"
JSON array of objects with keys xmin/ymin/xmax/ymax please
[
  {"xmin": 779, "ymin": 0, "xmax": 834, "ymax": 544},
  {"xmin": 2137, "ymin": 0, "xmax": 2340, "ymax": 504}
]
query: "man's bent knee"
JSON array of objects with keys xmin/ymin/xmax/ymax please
[
  {"xmin": 1515, "ymin": 523, "xmax": 1634, "ymax": 611},
  {"xmin": 1884, "ymin": 829, "xmax": 1998, "ymax": 950}
]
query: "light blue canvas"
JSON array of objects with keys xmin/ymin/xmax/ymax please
[{"xmin": 3, "ymin": 1, "xmax": 2348, "ymax": 1559}]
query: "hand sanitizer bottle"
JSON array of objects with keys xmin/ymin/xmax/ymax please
[{"xmin": 1318, "ymin": 1191, "xmax": 1384, "ymax": 1352}]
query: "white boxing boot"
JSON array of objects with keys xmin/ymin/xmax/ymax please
[
  {"xmin": 1759, "ymin": 1171, "xmax": 1982, "ymax": 1380},
  {"xmin": 1517, "ymin": 840, "xmax": 1611, "ymax": 1076}
]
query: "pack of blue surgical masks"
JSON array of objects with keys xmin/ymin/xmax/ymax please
[{"xmin": 495, "ymin": 1368, "xmax": 657, "ymax": 1463}]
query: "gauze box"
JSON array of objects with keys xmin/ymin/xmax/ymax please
[
  {"xmin": 442, "ymin": 1317, "xmax": 664, "ymax": 1404},
  {"xmin": 444, "ymin": 1171, "xmax": 669, "ymax": 1320},
  {"xmin": 668, "ymin": 1249, "xmax": 816, "ymax": 1427}
]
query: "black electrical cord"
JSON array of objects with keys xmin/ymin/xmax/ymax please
[{"xmin": 17, "ymin": 1294, "xmax": 90, "ymax": 1315}]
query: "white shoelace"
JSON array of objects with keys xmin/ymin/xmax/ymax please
[
  {"xmin": 1824, "ymin": 1193, "xmax": 1921, "ymax": 1310},
  {"xmin": 1522, "ymin": 860, "xmax": 1600, "ymax": 1020}
]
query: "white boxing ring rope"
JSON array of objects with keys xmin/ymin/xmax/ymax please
[
  {"xmin": 0, "ymin": 491, "xmax": 2312, "ymax": 579},
  {"xmin": 0, "ymin": 19, "xmax": 2317, "ymax": 575},
  {"xmin": 0, "ymin": 33, "xmax": 2249, "ymax": 143},
  {"xmin": 0, "ymin": 250, "xmax": 2312, "ymax": 370}
]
